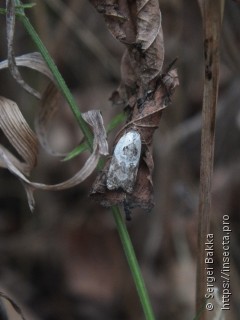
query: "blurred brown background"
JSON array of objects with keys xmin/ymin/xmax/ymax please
[{"xmin": 0, "ymin": 0, "xmax": 240, "ymax": 319}]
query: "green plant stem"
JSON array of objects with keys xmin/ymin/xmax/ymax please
[
  {"xmin": 111, "ymin": 205, "xmax": 155, "ymax": 320},
  {"xmin": 14, "ymin": 3, "xmax": 155, "ymax": 320}
]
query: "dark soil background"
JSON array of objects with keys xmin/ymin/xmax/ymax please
[{"xmin": 0, "ymin": 1, "xmax": 240, "ymax": 319}]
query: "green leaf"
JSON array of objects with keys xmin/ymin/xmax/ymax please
[
  {"xmin": 0, "ymin": 8, "xmax": 7, "ymax": 14},
  {"xmin": 16, "ymin": 3, "xmax": 36, "ymax": 9},
  {"xmin": 63, "ymin": 112, "xmax": 126, "ymax": 162},
  {"xmin": 0, "ymin": 3, "xmax": 36, "ymax": 16},
  {"xmin": 63, "ymin": 141, "xmax": 89, "ymax": 162}
]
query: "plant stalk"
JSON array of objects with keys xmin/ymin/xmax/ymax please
[
  {"xmin": 13, "ymin": 2, "xmax": 156, "ymax": 319},
  {"xmin": 112, "ymin": 206, "xmax": 155, "ymax": 320},
  {"xmin": 196, "ymin": 0, "xmax": 223, "ymax": 318}
]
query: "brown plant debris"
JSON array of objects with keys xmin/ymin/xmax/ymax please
[
  {"xmin": 1, "ymin": 3, "xmax": 110, "ymax": 212},
  {"xmin": 0, "ymin": 95, "xmax": 108, "ymax": 211},
  {"xmin": 6, "ymin": 0, "xmax": 42, "ymax": 99},
  {"xmin": 0, "ymin": 52, "xmax": 55, "ymax": 83},
  {"xmin": 0, "ymin": 291, "xmax": 27, "ymax": 320},
  {"xmin": 90, "ymin": 0, "xmax": 179, "ymax": 215}
]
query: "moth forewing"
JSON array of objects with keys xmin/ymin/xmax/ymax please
[{"xmin": 107, "ymin": 130, "xmax": 141, "ymax": 193}]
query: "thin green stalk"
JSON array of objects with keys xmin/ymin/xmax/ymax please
[
  {"xmin": 13, "ymin": 2, "xmax": 156, "ymax": 319},
  {"xmin": 112, "ymin": 205, "xmax": 155, "ymax": 320}
]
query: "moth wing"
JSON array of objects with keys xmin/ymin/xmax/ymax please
[{"xmin": 107, "ymin": 131, "xmax": 141, "ymax": 193}]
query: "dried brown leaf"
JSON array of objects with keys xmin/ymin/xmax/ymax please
[
  {"xmin": 1, "ymin": 61, "xmax": 73, "ymax": 159},
  {"xmin": 35, "ymin": 84, "xmax": 109, "ymax": 158},
  {"xmin": 0, "ymin": 52, "xmax": 55, "ymax": 83},
  {"xmin": 128, "ymin": 28, "xmax": 164, "ymax": 85},
  {"xmin": 0, "ymin": 144, "xmax": 29, "ymax": 176},
  {"xmin": 90, "ymin": 0, "xmax": 170, "ymax": 214},
  {"xmin": 0, "ymin": 108, "xmax": 108, "ymax": 211},
  {"xmin": 6, "ymin": 1, "xmax": 42, "ymax": 99},
  {"xmin": 91, "ymin": 0, "xmax": 164, "ymax": 110},
  {"xmin": 82, "ymin": 110, "xmax": 108, "ymax": 156},
  {"xmin": 90, "ymin": 1, "xmax": 135, "ymax": 44},
  {"xmin": 35, "ymin": 83, "xmax": 64, "ymax": 157},
  {"xmin": 0, "ymin": 291, "xmax": 26, "ymax": 320},
  {"xmin": 0, "ymin": 96, "xmax": 38, "ymax": 175},
  {"xmin": 136, "ymin": 0, "xmax": 161, "ymax": 51},
  {"xmin": 91, "ymin": 71, "xmax": 179, "ymax": 212}
]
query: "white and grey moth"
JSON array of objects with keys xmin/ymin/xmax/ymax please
[{"xmin": 107, "ymin": 130, "xmax": 141, "ymax": 193}]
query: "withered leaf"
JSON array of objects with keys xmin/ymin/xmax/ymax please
[
  {"xmin": 6, "ymin": 1, "xmax": 41, "ymax": 98},
  {"xmin": 0, "ymin": 99, "xmax": 108, "ymax": 211},
  {"xmin": 35, "ymin": 83, "xmax": 64, "ymax": 157},
  {"xmin": 90, "ymin": 0, "xmax": 135, "ymax": 44},
  {"xmin": 90, "ymin": 1, "xmax": 178, "ymax": 215},
  {"xmin": 91, "ymin": 0, "xmax": 164, "ymax": 109},
  {"xmin": 0, "ymin": 52, "xmax": 55, "ymax": 83},
  {"xmin": 0, "ymin": 96, "xmax": 38, "ymax": 175},
  {"xmin": 0, "ymin": 291, "xmax": 26, "ymax": 320},
  {"xmin": 128, "ymin": 29, "xmax": 164, "ymax": 85},
  {"xmin": 136, "ymin": 0, "xmax": 161, "ymax": 51},
  {"xmin": 90, "ymin": 74, "xmax": 179, "ymax": 211},
  {"xmin": 36, "ymin": 90, "xmax": 110, "ymax": 159}
]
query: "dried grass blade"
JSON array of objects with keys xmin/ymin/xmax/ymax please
[
  {"xmin": 0, "ymin": 144, "xmax": 30, "ymax": 175},
  {"xmin": 0, "ymin": 52, "xmax": 55, "ymax": 83},
  {"xmin": 35, "ymin": 83, "xmax": 65, "ymax": 157},
  {"xmin": 0, "ymin": 291, "xmax": 26, "ymax": 320},
  {"xmin": 0, "ymin": 96, "xmax": 38, "ymax": 173},
  {"xmin": 82, "ymin": 110, "xmax": 108, "ymax": 156},
  {"xmin": 6, "ymin": 0, "xmax": 41, "ymax": 99},
  {"xmin": 0, "ymin": 109, "xmax": 108, "ymax": 211}
]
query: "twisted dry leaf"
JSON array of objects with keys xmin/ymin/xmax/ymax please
[
  {"xmin": 136, "ymin": 0, "xmax": 161, "ymax": 50},
  {"xmin": 91, "ymin": 70, "xmax": 179, "ymax": 212},
  {"xmin": 90, "ymin": 0, "xmax": 178, "ymax": 216},
  {"xmin": 35, "ymin": 83, "xmax": 65, "ymax": 157},
  {"xmin": 6, "ymin": 0, "xmax": 42, "ymax": 98},
  {"xmin": 0, "ymin": 96, "xmax": 38, "ymax": 175},
  {"xmin": 0, "ymin": 96, "xmax": 108, "ymax": 211},
  {"xmin": 0, "ymin": 54, "xmax": 61, "ymax": 156},
  {"xmin": 91, "ymin": 0, "xmax": 164, "ymax": 93},
  {"xmin": 35, "ymin": 83, "xmax": 110, "ymax": 158},
  {"xmin": 0, "ymin": 52, "xmax": 55, "ymax": 83},
  {"xmin": 0, "ymin": 291, "xmax": 26, "ymax": 320},
  {"xmin": 1, "ymin": 3, "xmax": 110, "ymax": 212}
]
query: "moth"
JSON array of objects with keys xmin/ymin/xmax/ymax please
[{"xmin": 106, "ymin": 130, "xmax": 141, "ymax": 193}]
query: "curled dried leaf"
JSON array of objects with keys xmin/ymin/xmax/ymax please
[
  {"xmin": 0, "ymin": 291, "xmax": 26, "ymax": 320},
  {"xmin": 91, "ymin": 0, "xmax": 164, "ymax": 83},
  {"xmin": 136, "ymin": 0, "xmax": 161, "ymax": 51},
  {"xmin": 82, "ymin": 110, "xmax": 108, "ymax": 156},
  {"xmin": 0, "ymin": 105, "xmax": 108, "ymax": 211},
  {"xmin": 90, "ymin": 1, "xmax": 134, "ymax": 44},
  {"xmin": 35, "ymin": 83, "xmax": 64, "ymax": 157},
  {"xmin": 90, "ymin": 0, "xmax": 178, "ymax": 216},
  {"xmin": 35, "ymin": 84, "xmax": 109, "ymax": 158},
  {"xmin": 0, "ymin": 96, "xmax": 38, "ymax": 175},
  {"xmin": 5, "ymin": 1, "xmax": 45, "ymax": 98},
  {"xmin": 92, "ymin": 0, "xmax": 164, "ymax": 111},
  {"xmin": 91, "ymin": 71, "xmax": 179, "ymax": 212},
  {"xmin": 0, "ymin": 52, "xmax": 55, "ymax": 83}
]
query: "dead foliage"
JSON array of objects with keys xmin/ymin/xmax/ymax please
[
  {"xmin": 90, "ymin": 0, "xmax": 179, "ymax": 214},
  {"xmin": 0, "ymin": 1, "xmax": 108, "ymax": 211}
]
